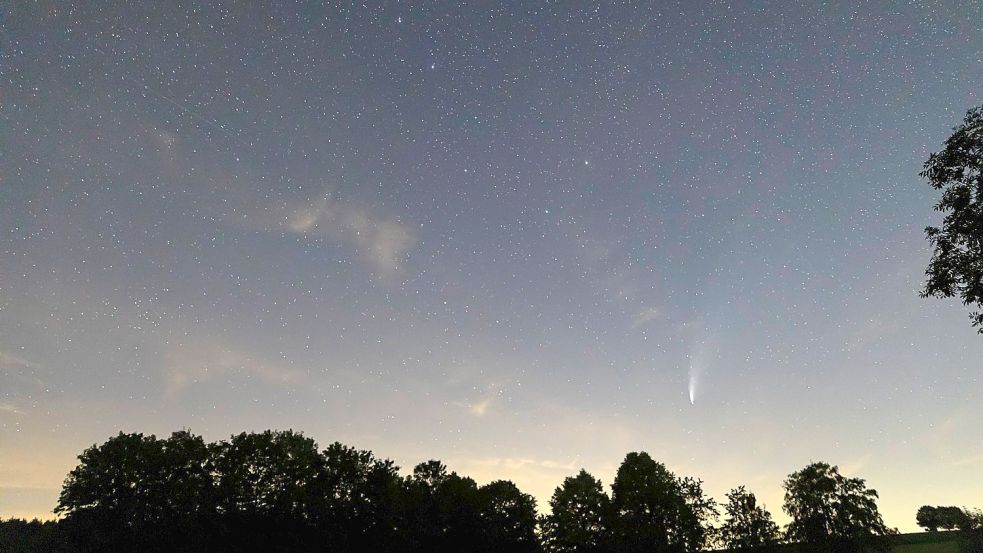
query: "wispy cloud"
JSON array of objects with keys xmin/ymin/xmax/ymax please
[
  {"xmin": 0, "ymin": 351, "xmax": 45, "ymax": 400},
  {"xmin": 0, "ymin": 351, "xmax": 34, "ymax": 371},
  {"xmin": 839, "ymin": 453, "xmax": 873, "ymax": 477},
  {"xmin": 455, "ymin": 456, "xmax": 581, "ymax": 472},
  {"xmin": 279, "ymin": 194, "xmax": 416, "ymax": 276},
  {"xmin": 468, "ymin": 398, "xmax": 492, "ymax": 417},
  {"xmin": 164, "ymin": 342, "xmax": 307, "ymax": 396},
  {"xmin": 632, "ymin": 307, "xmax": 660, "ymax": 328}
]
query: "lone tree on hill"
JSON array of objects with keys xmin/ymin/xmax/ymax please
[
  {"xmin": 920, "ymin": 105, "xmax": 983, "ymax": 333},
  {"xmin": 916, "ymin": 505, "xmax": 943, "ymax": 532},
  {"xmin": 915, "ymin": 505, "xmax": 973, "ymax": 532}
]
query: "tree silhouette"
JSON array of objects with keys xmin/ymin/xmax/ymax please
[
  {"xmin": 676, "ymin": 477, "xmax": 718, "ymax": 552},
  {"xmin": 718, "ymin": 486, "xmax": 780, "ymax": 552},
  {"xmin": 313, "ymin": 442, "xmax": 405, "ymax": 552},
  {"xmin": 209, "ymin": 430, "xmax": 322, "ymax": 552},
  {"xmin": 608, "ymin": 452, "xmax": 716, "ymax": 553},
  {"xmin": 783, "ymin": 462, "xmax": 893, "ymax": 552},
  {"xmin": 920, "ymin": 105, "xmax": 983, "ymax": 333},
  {"xmin": 0, "ymin": 518, "xmax": 71, "ymax": 553},
  {"xmin": 540, "ymin": 470, "xmax": 610, "ymax": 553},
  {"xmin": 916, "ymin": 505, "xmax": 942, "ymax": 532},
  {"xmin": 477, "ymin": 480, "xmax": 540, "ymax": 553},
  {"xmin": 961, "ymin": 508, "xmax": 983, "ymax": 531},
  {"xmin": 916, "ymin": 505, "xmax": 983, "ymax": 534},
  {"xmin": 30, "ymin": 430, "xmax": 962, "ymax": 553},
  {"xmin": 404, "ymin": 460, "xmax": 488, "ymax": 552},
  {"xmin": 959, "ymin": 508, "xmax": 983, "ymax": 552},
  {"xmin": 55, "ymin": 430, "xmax": 214, "ymax": 553}
]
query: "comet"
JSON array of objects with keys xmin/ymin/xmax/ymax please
[{"xmin": 688, "ymin": 341, "xmax": 707, "ymax": 405}]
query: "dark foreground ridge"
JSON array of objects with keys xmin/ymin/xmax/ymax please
[{"xmin": 2, "ymin": 429, "xmax": 981, "ymax": 553}]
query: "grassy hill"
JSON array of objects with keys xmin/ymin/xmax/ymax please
[
  {"xmin": 891, "ymin": 531, "xmax": 963, "ymax": 553},
  {"xmin": 720, "ymin": 532, "xmax": 967, "ymax": 553}
]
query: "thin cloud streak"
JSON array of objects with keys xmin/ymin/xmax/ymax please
[
  {"xmin": 163, "ymin": 342, "xmax": 308, "ymax": 397},
  {"xmin": 632, "ymin": 307, "xmax": 660, "ymax": 328},
  {"xmin": 468, "ymin": 398, "xmax": 492, "ymax": 417},
  {"xmin": 0, "ymin": 351, "xmax": 34, "ymax": 371},
  {"xmin": 279, "ymin": 193, "xmax": 416, "ymax": 277}
]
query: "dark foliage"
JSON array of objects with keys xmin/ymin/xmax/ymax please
[
  {"xmin": 718, "ymin": 486, "xmax": 780, "ymax": 552},
  {"xmin": 916, "ymin": 505, "xmax": 983, "ymax": 534},
  {"xmin": 917, "ymin": 505, "xmax": 943, "ymax": 532},
  {"xmin": 920, "ymin": 105, "xmax": 983, "ymax": 332},
  {"xmin": 962, "ymin": 527, "xmax": 983, "ymax": 553},
  {"xmin": 782, "ymin": 462, "xmax": 894, "ymax": 553},
  {"xmin": 39, "ymin": 430, "xmax": 544, "ymax": 553},
  {"xmin": 607, "ymin": 452, "xmax": 717, "ymax": 553},
  {"xmin": 540, "ymin": 469, "xmax": 610, "ymax": 553},
  {"xmin": 916, "ymin": 505, "xmax": 973, "ymax": 532},
  {"xmin": 7, "ymin": 431, "xmax": 954, "ymax": 553},
  {"xmin": 0, "ymin": 518, "xmax": 72, "ymax": 553}
]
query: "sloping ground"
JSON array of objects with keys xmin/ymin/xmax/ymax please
[
  {"xmin": 892, "ymin": 532, "xmax": 963, "ymax": 553},
  {"xmin": 718, "ymin": 532, "xmax": 965, "ymax": 553}
]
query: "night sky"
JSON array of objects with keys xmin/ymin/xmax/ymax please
[{"xmin": 2, "ymin": 1, "xmax": 982, "ymax": 531}]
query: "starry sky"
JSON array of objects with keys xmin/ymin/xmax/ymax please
[{"xmin": 2, "ymin": 1, "xmax": 983, "ymax": 531}]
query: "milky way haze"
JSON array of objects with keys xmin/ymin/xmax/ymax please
[{"xmin": 2, "ymin": 2, "xmax": 982, "ymax": 531}]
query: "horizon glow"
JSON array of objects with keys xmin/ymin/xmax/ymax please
[{"xmin": 2, "ymin": 1, "xmax": 983, "ymax": 533}]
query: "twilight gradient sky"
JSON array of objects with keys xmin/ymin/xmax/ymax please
[{"xmin": 2, "ymin": 1, "xmax": 982, "ymax": 531}]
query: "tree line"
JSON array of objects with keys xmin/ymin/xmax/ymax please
[
  {"xmin": 8, "ymin": 429, "xmax": 975, "ymax": 553},
  {"xmin": 916, "ymin": 506, "xmax": 983, "ymax": 533}
]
